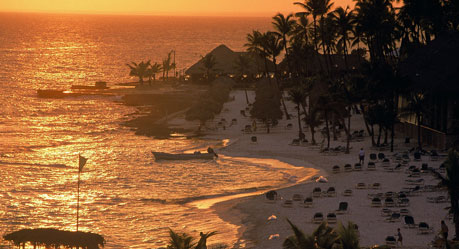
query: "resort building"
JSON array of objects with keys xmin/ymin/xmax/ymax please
[{"xmin": 399, "ymin": 32, "xmax": 459, "ymax": 149}]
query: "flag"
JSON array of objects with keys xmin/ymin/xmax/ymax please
[{"xmin": 79, "ymin": 154, "xmax": 88, "ymax": 172}]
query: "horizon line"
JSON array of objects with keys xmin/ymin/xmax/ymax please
[{"xmin": 0, "ymin": 10, "xmax": 292, "ymax": 18}]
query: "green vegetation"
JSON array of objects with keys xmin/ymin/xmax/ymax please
[
  {"xmin": 283, "ymin": 220, "xmax": 360, "ymax": 249},
  {"xmin": 250, "ymin": 80, "xmax": 283, "ymax": 133},
  {"xmin": 185, "ymin": 79, "xmax": 232, "ymax": 130},
  {"xmin": 166, "ymin": 229, "xmax": 216, "ymax": 249},
  {"xmin": 243, "ymin": 0, "xmax": 459, "ymax": 150}
]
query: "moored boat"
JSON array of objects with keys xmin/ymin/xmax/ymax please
[
  {"xmin": 71, "ymin": 81, "xmax": 109, "ymax": 90},
  {"xmin": 152, "ymin": 151, "xmax": 216, "ymax": 160}
]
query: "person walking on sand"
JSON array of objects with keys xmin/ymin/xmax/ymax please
[
  {"xmin": 359, "ymin": 148, "xmax": 365, "ymax": 164},
  {"xmin": 397, "ymin": 228, "xmax": 403, "ymax": 246},
  {"xmin": 441, "ymin": 220, "xmax": 449, "ymax": 249}
]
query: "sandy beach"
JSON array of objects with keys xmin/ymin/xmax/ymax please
[{"xmin": 167, "ymin": 89, "xmax": 450, "ymax": 249}]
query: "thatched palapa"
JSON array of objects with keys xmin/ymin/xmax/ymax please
[
  {"xmin": 185, "ymin": 44, "xmax": 274, "ymax": 79},
  {"xmin": 3, "ymin": 228, "xmax": 105, "ymax": 249}
]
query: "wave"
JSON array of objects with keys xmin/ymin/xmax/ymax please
[{"xmin": 140, "ymin": 186, "xmax": 273, "ymax": 205}]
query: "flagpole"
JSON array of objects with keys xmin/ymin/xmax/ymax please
[{"xmin": 77, "ymin": 156, "xmax": 81, "ymax": 232}]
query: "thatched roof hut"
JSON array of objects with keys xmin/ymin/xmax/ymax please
[
  {"xmin": 185, "ymin": 44, "xmax": 275, "ymax": 78},
  {"xmin": 3, "ymin": 228, "xmax": 105, "ymax": 249}
]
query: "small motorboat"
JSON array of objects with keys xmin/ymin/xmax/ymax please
[
  {"xmin": 71, "ymin": 81, "xmax": 109, "ymax": 90},
  {"xmin": 152, "ymin": 151, "xmax": 216, "ymax": 161}
]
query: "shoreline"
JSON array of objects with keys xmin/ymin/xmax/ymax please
[{"xmin": 164, "ymin": 89, "xmax": 450, "ymax": 249}]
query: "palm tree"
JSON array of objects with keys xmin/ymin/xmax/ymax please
[
  {"xmin": 283, "ymin": 219, "xmax": 315, "ymax": 249},
  {"xmin": 245, "ymin": 30, "xmax": 270, "ymax": 77},
  {"xmin": 201, "ymin": 54, "xmax": 217, "ymax": 82},
  {"xmin": 146, "ymin": 62, "xmax": 162, "ymax": 85},
  {"xmin": 403, "ymin": 91, "xmax": 427, "ymax": 150},
  {"xmin": 166, "ymin": 229, "xmax": 216, "ymax": 249},
  {"xmin": 288, "ymin": 87, "xmax": 306, "ymax": 139},
  {"xmin": 354, "ymin": 0, "xmax": 397, "ymax": 66},
  {"xmin": 126, "ymin": 60, "xmax": 150, "ymax": 85},
  {"xmin": 283, "ymin": 220, "xmax": 339, "ymax": 249},
  {"xmin": 331, "ymin": 6, "xmax": 355, "ymax": 71},
  {"xmin": 234, "ymin": 54, "xmax": 252, "ymax": 104},
  {"xmin": 162, "ymin": 51, "xmax": 173, "ymax": 81},
  {"xmin": 336, "ymin": 222, "xmax": 360, "ymax": 249},
  {"xmin": 432, "ymin": 150, "xmax": 459, "ymax": 240},
  {"xmin": 272, "ymin": 13, "xmax": 296, "ymax": 74},
  {"xmin": 167, "ymin": 229, "xmax": 195, "ymax": 249}
]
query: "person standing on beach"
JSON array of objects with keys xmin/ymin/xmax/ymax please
[
  {"xmin": 359, "ymin": 148, "xmax": 365, "ymax": 164},
  {"xmin": 397, "ymin": 228, "xmax": 403, "ymax": 246}
]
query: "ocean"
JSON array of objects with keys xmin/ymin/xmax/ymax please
[{"xmin": 0, "ymin": 12, "xmax": 311, "ymax": 248}]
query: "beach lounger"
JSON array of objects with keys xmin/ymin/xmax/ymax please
[
  {"xmin": 327, "ymin": 187, "xmax": 336, "ymax": 197},
  {"xmin": 384, "ymin": 192, "xmax": 395, "ymax": 198},
  {"xmin": 421, "ymin": 163, "xmax": 430, "ymax": 173},
  {"xmin": 397, "ymin": 198, "xmax": 410, "ymax": 207},
  {"xmin": 367, "ymin": 162, "xmax": 376, "ymax": 171},
  {"xmin": 371, "ymin": 183, "xmax": 381, "ymax": 189},
  {"xmin": 418, "ymin": 222, "xmax": 434, "ymax": 234},
  {"xmin": 332, "ymin": 165, "xmax": 340, "ymax": 174},
  {"xmin": 336, "ymin": 202, "xmax": 349, "ymax": 214},
  {"xmin": 312, "ymin": 212, "xmax": 324, "ymax": 224},
  {"xmin": 430, "ymin": 150, "xmax": 440, "ymax": 161},
  {"xmin": 427, "ymin": 196, "xmax": 448, "ymax": 203},
  {"xmin": 405, "ymin": 179, "xmax": 424, "ymax": 185},
  {"xmin": 282, "ymin": 199, "xmax": 294, "ymax": 208},
  {"xmin": 326, "ymin": 213, "xmax": 337, "ymax": 224},
  {"xmin": 385, "ymin": 212, "xmax": 401, "ymax": 222},
  {"xmin": 371, "ymin": 197, "xmax": 382, "ymax": 207},
  {"xmin": 251, "ymin": 136, "xmax": 258, "ymax": 144},
  {"xmin": 407, "ymin": 171, "xmax": 421, "ymax": 178},
  {"xmin": 303, "ymin": 197, "xmax": 313, "ymax": 208},
  {"xmin": 290, "ymin": 139, "xmax": 301, "ymax": 146},
  {"xmin": 370, "ymin": 153, "xmax": 377, "ymax": 161},
  {"xmin": 343, "ymin": 189, "xmax": 353, "ymax": 196},
  {"xmin": 385, "ymin": 236, "xmax": 397, "ymax": 247},
  {"xmin": 344, "ymin": 164, "xmax": 353, "ymax": 172},
  {"xmin": 439, "ymin": 163, "xmax": 446, "ymax": 173},
  {"xmin": 403, "ymin": 215, "xmax": 417, "ymax": 228},
  {"xmin": 378, "ymin": 153, "xmax": 385, "ymax": 160},
  {"xmin": 265, "ymin": 190, "xmax": 278, "ymax": 203},
  {"xmin": 384, "ymin": 197, "xmax": 395, "ymax": 207},
  {"xmin": 355, "ymin": 183, "xmax": 366, "ymax": 189},
  {"xmin": 354, "ymin": 163, "xmax": 362, "ymax": 171},
  {"xmin": 400, "ymin": 208, "xmax": 411, "ymax": 216},
  {"xmin": 313, "ymin": 187, "xmax": 322, "ymax": 198},
  {"xmin": 381, "ymin": 208, "xmax": 392, "ymax": 217},
  {"xmin": 231, "ymin": 118, "xmax": 237, "ymax": 125},
  {"xmin": 292, "ymin": 194, "xmax": 304, "ymax": 202},
  {"xmin": 381, "ymin": 158, "xmax": 390, "ymax": 168},
  {"xmin": 414, "ymin": 152, "xmax": 422, "ymax": 161}
]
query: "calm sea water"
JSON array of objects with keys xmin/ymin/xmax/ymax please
[{"xmin": 0, "ymin": 13, "xmax": 313, "ymax": 248}]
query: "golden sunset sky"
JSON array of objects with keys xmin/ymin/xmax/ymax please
[{"xmin": 1, "ymin": 0, "xmax": 357, "ymax": 16}]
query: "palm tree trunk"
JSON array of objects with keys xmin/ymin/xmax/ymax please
[
  {"xmin": 273, "ymin": 60, "xmax": 290, "ymax": 120},
  {"xmin": 245, "ymin": 88, "xmax": 250, "ymax": 104},
  {"xmin": 325, "ymin": 111, "xmax": 330, "ymax": 149},
  {"xmin": 417, "ymin": 114, "xmax": 422, "ymax": 150},
  {"xmin": 297, "ymin": 104, "xmax": 302, "ymax": 139},
  {"xmin": 139, "ymin": 76, "xmax": 143, "ymax": 85},
  {"xmin": 377, "ymin": 124, "xmax": 382, "ymax": 146},
  {"xmin": 346, "ymin": 107, "xmax": 351, "ymax": 154}
]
